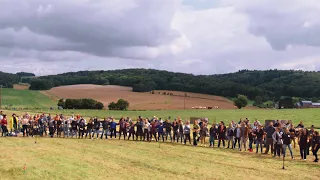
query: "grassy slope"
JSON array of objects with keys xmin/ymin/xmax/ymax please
[
  {"xmin": 2, "ymin": 108, "xmax": 318, "ymax": 127},
  {"xmin": 0, "ymin": 138, "xmax": 319, "ymax": 180},
  {"xmin": 1, "ymin": 88, "xmax": 56, "ymax": 108}
]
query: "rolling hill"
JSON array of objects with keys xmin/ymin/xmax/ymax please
[
  {"xmin": 3, "ymin": 69, "xmax": 320, "ymax": 104},
  {"xmin": 26, "ymin": 69, "xmax": 320, "ymax": 102},
  {"xmin": 44, "ymin": 84, "xmax": 236, "ymax": 110}
]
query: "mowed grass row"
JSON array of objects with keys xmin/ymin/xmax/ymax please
[
  {"xmin": 1, "ymin": 88, "xmax": 56, "ymax": 108},
  {"xmin": 0, "ymin": 138, "xmax": 319, "ymax": 180},
  {"xmin": 2, "ymin": 108, "xmax": 319, "ymax": 127}
]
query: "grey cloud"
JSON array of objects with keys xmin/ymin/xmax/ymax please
[
  {"xmin": 0, "ymin": 27, "xmax": 78, "ymax": 51},
  {"xmin": 235, "ymin": 0, "xmax": 320, "ymax": 50},
  {"xmin": 1, "ymin": 0, "xmax": 320, "ymax": 76},
  {"xmin": 0, "ymin": 0, "xmax": 181, "ymax": 58}
]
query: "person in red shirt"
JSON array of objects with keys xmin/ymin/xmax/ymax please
[{"xmin": 1, "ymin": 115, "xmax": 8, "ymax": 137}]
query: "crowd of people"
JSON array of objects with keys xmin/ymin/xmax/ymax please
[{"xmin": 0, "ymin": 111, "xmax": 319, "ymax": 163}]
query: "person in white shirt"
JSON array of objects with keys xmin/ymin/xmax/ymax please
[
  {"xmin": 143, "ymin": 119, "xmax": 150, "ymax": 141},
  {"xmin": 64, "ymin": 116, "xmax": 73, "ymax": 138}
]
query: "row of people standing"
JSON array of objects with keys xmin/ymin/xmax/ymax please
[{"xmin": 2, "ymin": 112, "xmax": 319, "ymax": 162}]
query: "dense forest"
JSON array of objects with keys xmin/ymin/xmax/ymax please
[
  {"xmin": 0, "ymin": 71, "xmax": 35, "ymax": 88},
  {"xmin": 19, "ymin": 69, "xmax": 320, "ymax": 102}
]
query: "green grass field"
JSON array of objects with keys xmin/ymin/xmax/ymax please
[
  {"xmin": 0, "ymin": 138, "xmax": 319, "ymax": 180},
  {"xmin": 1, "ymin": 88, "xmax": 56, "ymax": 109},
  {"xmin": 1, "ymin": 89, "xmax": 320, "ymax": 179}
]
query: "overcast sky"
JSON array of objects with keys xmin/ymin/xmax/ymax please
[{"xmin": 1, "ymin": 0, "xmax": 320, "ymax": 76}]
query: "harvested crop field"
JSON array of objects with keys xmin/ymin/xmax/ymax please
[
  {"xmin": 44, "ymin": 84, "xmax": 237, "ymax": 110},
  {"xmin": 13, "ymin": 84, "xmax": 30, "ymax": 90}
]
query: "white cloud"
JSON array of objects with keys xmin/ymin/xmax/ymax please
[{"xmin": 0, "ymin": 0, "xmax": 320, "ymax": 75}]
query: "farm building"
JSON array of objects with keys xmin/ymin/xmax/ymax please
[
  {"xmin": 296, "ymin": 101, "xmax": 320, "ymax": 108},
  {"xmin": 312, "ymin": 102, "xmax": 320, "ymax": 108},
  {"xmin": 298, "ymin": 101, "xmax": 312, "ymax": 108}
]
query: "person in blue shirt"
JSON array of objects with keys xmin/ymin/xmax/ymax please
[
  {"xmin": 157, "ymin": 122, "xmax": 165, "ymax": 142},
  {"xmin": 109, "ymin": 119, "xmax": 118, "ymax": 139}
]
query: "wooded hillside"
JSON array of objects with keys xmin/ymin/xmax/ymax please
[
  {"xmin": 20, "ymin": 69, "xmax": 320, "ymax": 101},
  {"xmin": 0, "ymin": 71, "xmax": 35, "ymax": 88}
]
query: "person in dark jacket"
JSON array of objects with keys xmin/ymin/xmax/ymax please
[
  {"xmin": 248, "ymin": 128, "xmax": 254, "ymax": 152},
  {"xmin": 78, "ymin": 119, "xmax": 85, "ymax": 138},
  {"xmin": 92, "ymin": 118, "xmax": 100, "ymax": 139},
  {"xmin": 307, "ymin": 125, "xmax": 315, "ymax": 155},
  {"xmin": 227, "ymin": 123, "xmax": 234, "ymax": 149},
  {"xmin": 157, "ymin": 122, "xmax": 165, "ymax": 142},
  {"xmin": 299, "ymin": 129, "xmax": 308, "ymax": 160},
  {"xmin": 177, "ymin": 120, "xmax": 184, "ymax": 143},
  {"xmin": 311, "ymin": 131, "xmax": 319, "ymax": 162},
  {"xmin": 282, "ymin": 128, "xmax": 294, "ymax": 159},
  {"xmin": 296, "ymin": 121, "xmax": 304, "ymax": 129},
  {"xmin": 12, "ymin": 114, "xmax": 18, "ymax": 134},
  {"xmin": 264, "ymin": 122, "xmax": 275, "ymax": 154},
  {"xmin": 56, "ymin": 117, "xmax": 62, "ymax": 138},
  {"xmin": 28, "ymin": 118, "xmax": 34, "ymax": 137},
  {"xmin": 100, "ymin": 118, "xmax": 109, "ymax": 139},
  {"xmin": 274, "ymin": 120, "xmax": 280, "ymax": 128},
  {"xmin": 210, "ymin": 123, "xmax": 217, "ymax": 148},
  {"xmin": 172, "ymin": 120, "xmax": 179, "ymax": 142},
  {"xmin": 218, "ymin": 121, "xmax": 226, "ymax": 148},
  {"xmin": 71, "ymin": 118, "xmax": 78, "ymax": 138},
  {"xmin": 48, "ymin": 118, "xmax": 55, "ymax": 138},
  {"xmin": 255, "ymin": 125, "xmax": 264, "ymax": 154},
  {"xmin": 38, "ymin": 115, "xmax": 45, "ymax": 137},
  {"xmin": 136, "ymin": 119, "xmax": 144, "ymax": 141},
  {"xmin": 165, "ymin": 120, "xmax": 172, "ymax": 142},
  {"xmin": 85, "ymin": 119, "xmax": 94, "ymax": 139}
]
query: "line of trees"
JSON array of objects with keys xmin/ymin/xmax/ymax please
[
  {"xmin": 3, "ymin": 69, "xmax": 320, "ymax": 103},
  {"xmin": 58, "ymin": 98, "xmax": 104, "ymax": 110}
]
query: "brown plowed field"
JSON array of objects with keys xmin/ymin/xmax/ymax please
[{"xmin": 44, "ymin": 84, "xmax": 237, "ymax": 110}]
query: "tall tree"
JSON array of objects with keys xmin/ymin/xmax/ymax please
[{"xmin": 233, "ymin": 95, "xmax": 248, "ymax": 109}]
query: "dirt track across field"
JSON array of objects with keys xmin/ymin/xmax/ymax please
[{"xmin": 44, "ymin": 84, "xmax": 238, "ymax": 110}]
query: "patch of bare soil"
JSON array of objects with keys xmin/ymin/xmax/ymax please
[{"xmin": 45, "ymin": 84, "xmax": 237, "ymax": 110}]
